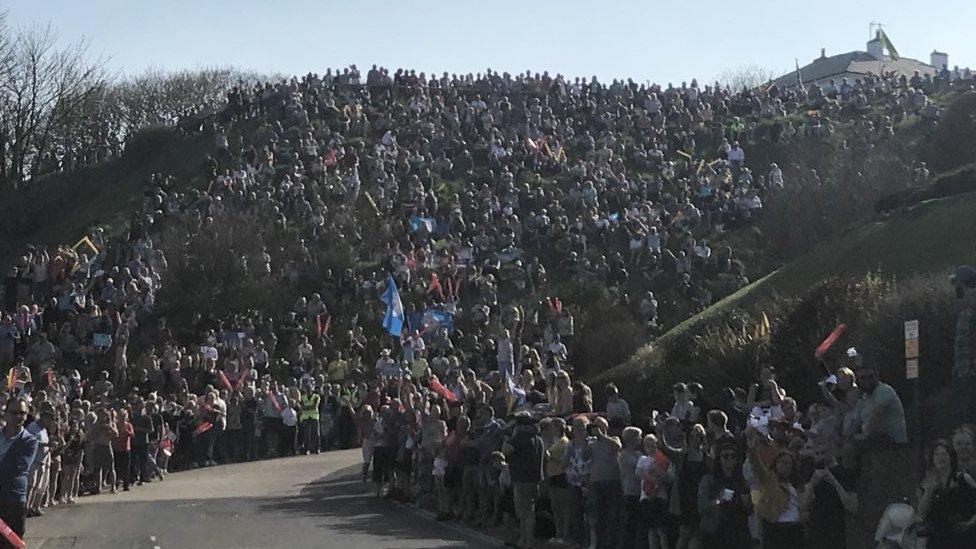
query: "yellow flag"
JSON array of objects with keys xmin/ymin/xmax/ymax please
[
  {"xmin": 676, "ymin": 150, "xmax": 693, "ymax": 160},
  {"xmin": 756, "ymin": 312, "xmax": 771, "ymax": 339},
  {"xmin": 72, "ymin": 236, "xmax": 99, "ymax": 256}
]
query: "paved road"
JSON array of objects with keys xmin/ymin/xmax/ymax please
[{"xmin": 28, "ymin": 449, "xmax": 495, "ymax": 549}]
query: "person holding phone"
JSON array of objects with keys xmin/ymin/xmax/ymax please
[
  {"xmin": 915, "ymin": 439, "xmax": 976, "ymax": 548},
  {"xmin": 746, "ymin": 426, "xmax": 806, "ymax": 549},
  {"xmin": 697, "ymin": 438, "xmax": 750, "ymax": 549},
  {"xmin": 799, "ymin": 441, "xmax": 858, "ymax": 548}
]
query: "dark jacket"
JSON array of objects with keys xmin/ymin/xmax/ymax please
[
  {"xmin": 506, "ymin": 425, "xmax": 545, "ymax": 483},
  {"xmin": 0, "ymin": 428, "xmax": 38, "ymax": 502}
]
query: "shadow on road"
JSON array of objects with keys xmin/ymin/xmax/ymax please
[{"xmin": 257, "ymin": 465, "xmax": 490, "ymax": 549}]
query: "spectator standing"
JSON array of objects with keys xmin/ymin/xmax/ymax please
[
  {"xmin": 799, "ymin": 442, "xmax": 858, "ymax": 548},
  {"xmin": 113, "ymin": 408, "xmax": 134, "ymax": 491},
  {"xmin": 618, "ymin": 426, "xmax": 643, "ymax": 549},
  {"xmin": 88, "ymin": 408, "xmax": 118, "ymax": 494},
  {"xmin": 852, "ymin": 362, "xmax": 907, "ymax": 447},
  {"xmin": 586, "ymin": 416, "xmax": 622, "ymax": 549},
  {"xmin": 543, "ymin": 417, "xmax": 571, "ymax": 545},
  {"xmin": 497, "ymin": 331, "xmax": 515, "ymax": 378},
  {"xmin": 915, "ymin": 439, "xmax": 976, "ymax": 548},
  {"xmin": 747, "ymin": 427, "xmax": 806, "ymax": 549},
  {"xmin": 0, "ymin": 398, "xmax": 37, "ymax": 544},
  {"xmin": 503, "ymin": 412, "xmax": 545, "ymax": 549},
  {"xmin": 130, "ymin": 400, "xmax": 155, "ymax": 484},
  {"xmin": 24, "ymin": 410, "xmax": 52, "ymax": 517},
  {"xmin": 299, "ymin": 387, "xmax": 321, "ymax": 454},
  {"xmin": 697, "ymin": 439, "xmax": 751, "ymax": 549}
]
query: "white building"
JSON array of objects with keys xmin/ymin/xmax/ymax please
[{"xmin": 773, "ymin": 31, "xmax": 943, "ymax": 89}]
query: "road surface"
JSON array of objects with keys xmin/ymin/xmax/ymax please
[{"xmin": 28, "ymin": 449, "xmax": 495, "ymax": 549}]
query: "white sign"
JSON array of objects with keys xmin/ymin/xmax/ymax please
[
  {"xmin": 906, "ymin": 358, "xmax": 919, "ymax": 380},
  {"xmin": 904, "ymin": 320, "xmax": 919, "ymax": 340}
]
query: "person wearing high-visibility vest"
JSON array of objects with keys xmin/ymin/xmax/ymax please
[{"xmin": 299, "ymin": 389, "xmax": 321, "ymax": 454}]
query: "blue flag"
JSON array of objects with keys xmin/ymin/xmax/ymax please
[
  {"xmin": 381, "ymin": 275, "xmax": 404, "ymax": 337},
  {"xmin": 409, "ymin": 216, "xmax": 437, "ymax": 234},
  {"xmin": 422, "ymin": 309, "xmax": 454, "ymax": 334}
]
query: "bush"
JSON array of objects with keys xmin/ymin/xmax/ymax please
[
  {"xmin": 766, "ymin": 274, "xmax": 893, "ymax": 405},
  {"xmin": 760, "ymin": 140, "xmax": 915, "ymax": 259},
  {"xmin": 855, "ymin": 272, "xmax": 959, "ymax": 440},
  {"xmin": 927, "ymin": 91, "xmax": 976, "ymax": 173}
]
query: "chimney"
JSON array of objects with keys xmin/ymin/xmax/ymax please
[
  {"xmin": 931, "ymin": 50, "xmax": 948, "ymax": 70},
  {"xmin": 820, "ymin": 48, "xmax": 827, "ymax": 59},
  {"xmin": 867, "ymin": 32, "xmax": 883, "ymax": 60}
]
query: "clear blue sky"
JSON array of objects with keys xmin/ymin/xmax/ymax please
[{"xmin": 6, "ymin": 0, "xmax": 975, "ymax": 84}]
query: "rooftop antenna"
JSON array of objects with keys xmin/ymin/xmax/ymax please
[{"xmin": 870, "ymin": 21, "xmax": 885, "ymax": 40}]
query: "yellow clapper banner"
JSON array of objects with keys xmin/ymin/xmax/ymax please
[{"xmin": 72, "ymin": 236, "xmax": 99, "ymax": 256}]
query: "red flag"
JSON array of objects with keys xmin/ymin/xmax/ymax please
[
  {"xmin": 0, "ymin": 517, "xmax": 25, "ymax": 548},
  {"xmin": 217, "ymin": 371, "xmax": 233, "ymax": 392},
  {"xmin": 429, "ymin": 379, "xmax": 457, "ymax": 403},
  {"xmin": 193, "ymin": 421, "xmax": 213, "ymax": 437},
  {"xmin": 235, "ymin": 369, "xmax": 250, "ymax": 390},
  {"xmin": 267, "ymin": 390, "xmax": 282, "ymax": 413},
  {"xmin": 814, "ymin": 324, "xmax": 847, "ymax": 358},
  {"xmin": 46, "ymin": 368, "xmax": 56, "ymax": 388},
  {"xmin": 315, "ymin": 315, "xmax": 323, "ymax": 339}
]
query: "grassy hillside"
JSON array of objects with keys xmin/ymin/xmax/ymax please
[
  {"xmin": 602, "ymin": 186, "xmax": 976, "ymax": 382},
  {"xmin": 0, "ymin": 127, "xmax": 211, "ymax": 268}
]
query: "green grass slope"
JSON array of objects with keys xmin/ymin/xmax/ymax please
[
  {"xmin": 0, "ymin": 127, "xmax": 211, "ymax": 268},
  {"xmin": 604, "ymin": 188, "xmax": 976, "ymax": 380}
]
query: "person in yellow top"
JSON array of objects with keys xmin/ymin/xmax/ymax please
[
  {"xmin": 410, "ymin": 350, "xmax": 429, "ymax": 380},
  {"xmin": 745, "ymin": 425, "xmax": 805, "ymax": 549},
  {"xmin": 327, "ymin": 351, "xmax": 348, "ymax": 383},
  {"xmin": 299, "ymin": 388, "xmax": 321, "ymax": 454},
  {"xmin": 543, "ymin": 417, "xmax": 571, "ymax": 544}
]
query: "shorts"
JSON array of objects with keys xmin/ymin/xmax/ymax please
[
  {"xmin": 91, "ymin": 445, "xmax": 114, "ymax": 471},
  {"xmin": 371, "ymin": 446, "xmax": 393, "ymax": 483},
  {"xmin": 396, "ymin": 449, "xmax": 413, "ymax": 474},
  {"xmin": 444, "ymin": 465, "xmax": 462, "ymax": 488},
  {"xmin": 639, "ymin": 497, "xmax": 671, "ymax": 529}
]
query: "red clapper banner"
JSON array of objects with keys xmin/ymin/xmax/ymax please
[
  {"xmin": 429, "ymin": 379, "xmax": 457, "ymax": 403},
  {"xmin": 267, "ymin": 391, "xmax": 282, "ymax": 413},
  {"xmin": 814, "ymin": 324, "xmax": 847, "ymax": 358},
  {"xmin": 0, "ymin": 517, "xmax": 25, "ymax": 548},
  {"xmin": 217, "ymin": 371, "xmax": 233, "ymax": 392},
  {"xmin": 193, "ymin": 421, "xmax": 213, "ymax": 437}
]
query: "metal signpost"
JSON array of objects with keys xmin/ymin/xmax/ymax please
[{"xmin": 905, "ymin": 319, "xmax": 921, "ymax": 473}]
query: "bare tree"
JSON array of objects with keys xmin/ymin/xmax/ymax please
[
  {"xmin": 714, "ymin": 64, "xmax": 779, "ymax": 92},
  {"xmin": 0, "ymin": 22, "xmax": 106, "ymax": 186}
]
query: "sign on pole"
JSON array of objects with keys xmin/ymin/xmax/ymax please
[
  {"xmin": 906, "ymin": 358, "xmax": 919, "ymax": 380},
  {"xmin": 904, "ymin": 320, "xmax": 919, "ymax": 340},
  {"xmin": 905, "ymin": 319, "xmax": 919, "ymax": 379}
]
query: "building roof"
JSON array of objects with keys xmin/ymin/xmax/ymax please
[{"xmin": 773, "ymin": 50, "xmax": 937, "ymax": 88}]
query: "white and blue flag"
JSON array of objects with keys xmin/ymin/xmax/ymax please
[{"xmin": 381, "ymin": 274, "xmax": 404, "ymax": 336}]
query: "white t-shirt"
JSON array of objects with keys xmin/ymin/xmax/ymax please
[
  {"xmin": 26, "ymin": 422, "xmax": 49, "ymax": 469},
  {"xmin": 281, "ymin": 408, "xmax": 298, "ymax": 427}
]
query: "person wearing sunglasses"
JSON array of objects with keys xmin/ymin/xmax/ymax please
[
  {"xmin": 0, "ymin": 397, "xmax": 39, "ymax": 543},
  {"xmin": 697, "ymin": 438, "xmax": 750, "ymax": 549}
]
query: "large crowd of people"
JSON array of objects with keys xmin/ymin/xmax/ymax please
[{"xmin": 0, "ymin": 62, "xmax": 974, "ymax": 549}]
